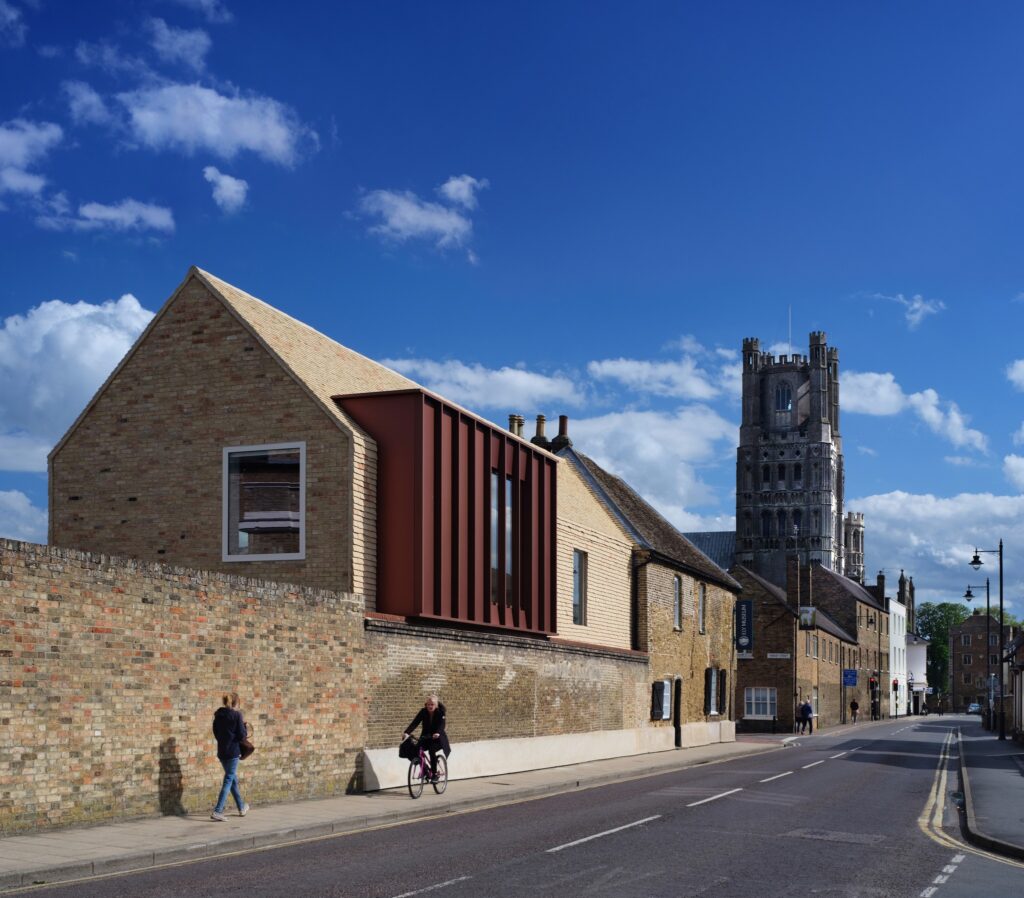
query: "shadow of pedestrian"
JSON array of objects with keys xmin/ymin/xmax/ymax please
[{"xmin": 159, "ymin": 736, "xmax": 187, "ymax": 816}]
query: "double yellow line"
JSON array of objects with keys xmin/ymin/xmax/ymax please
[{"xmin": 919, "ymin": 727, "xmax": 1024, "ymax": 869}]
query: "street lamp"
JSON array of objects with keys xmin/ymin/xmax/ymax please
[
  {"xmin": 969, "ymin": 541, "xmax": 1005, "ymax": 740},
  {"xmin": 908, "ymin": 672, "xmax": 915, "ymax": 715},
  {"xmin": 964, "ymin": 579, "xmax": 991, "ymax": 729}
]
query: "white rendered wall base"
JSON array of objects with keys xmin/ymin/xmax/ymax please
[{"xmin": 362, "ymin": 721, "xmax": 736, "ymax": 791}]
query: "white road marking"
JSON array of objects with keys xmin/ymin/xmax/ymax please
[
  {"xmin": 759, "ymin": 771, "xmax": 793, "ymax": 783},
  {"xmin": 920, "ymin": 888, "xmax": 937, "ymax": 897},
  {"xmin": 830, "ymin": 751, "xmax": 848, "ymax": 759},
  {"xmin": 392, "ymin": 876, "xmax": 472, "ymax": 897},
  {"xmin": 952, "ymin": 854, "xmax": 965, "ymax": 863},
  {"xmin": 802, "ymin": 760, "xmax": 825, "ymax": 769},
  {"xmin": 942, "ymin": 865, "xmax": 957, "ymax": 873},
  {"xmin": 546, "ymin": 816, "xmax": 662, "ymax": 853},
  {"xmin": 933, "ymin": 874, "xmax": 948, "ymax": 884},
  {"xmin": 686, "ymin": 788, "xmax": 743, "ymax": 807}
]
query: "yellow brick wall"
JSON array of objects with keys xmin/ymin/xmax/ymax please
[
  {"xmin": 555, "ymin": 459, "xmax": 634, "ymax": 649},
  {"xmin": 49, "ymin": 279, "xmax": 357, "ymax": 596},
  {"xmin": 644, "ymin": 561, "xmax": 737, "ymax": 725}
]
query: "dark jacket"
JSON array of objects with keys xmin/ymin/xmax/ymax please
[
  {"xmin": 213, "ymin": 706, "xmax": 247, "ymax": 761},
  {"xmin": 405, "ymin": 703, "xmax": 451, "ymax": 756}
]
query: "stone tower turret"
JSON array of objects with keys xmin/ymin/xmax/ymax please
[{"xmin": 734, "ymin": 331, "xmax": 865, "ymax": 587}]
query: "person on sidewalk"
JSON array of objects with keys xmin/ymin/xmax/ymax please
[
  {"xmin": 801, "ymin": 700, "xmax": 814, "ymax": 734},
  {"xmin": 850, "ymin": 699, "xmax": 859, "ymax": 723},
  {"xmin": 211, "ymin": 692, "xmax": 250, "ymax": 821},
  {"xmin": 403, "ymin": 693, "xmax": 450, "ymax": 780}
]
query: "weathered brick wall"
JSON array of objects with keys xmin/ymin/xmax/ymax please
[
  {"xmin": 0, "ymin": 539, "xmax": 365, "ymax": 834},
  {"xmin": 645, "ymin": 562, "xmax": 737, "ymax": 725},
  {"xmin": 49, "ymin": 277, "xmax": 355, "ymax": 595},
  {"xmin": 363, "ymin": 618, "xmax": 649, "ymax": 749}
]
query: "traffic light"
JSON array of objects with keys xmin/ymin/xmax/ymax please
[
  {"xmin": 869, "ymin": 677, "xmax": 877, "ymax": 691},
  {"xmin": 892, "ymin": 679, "xmax": 899, "ymax": 693}
]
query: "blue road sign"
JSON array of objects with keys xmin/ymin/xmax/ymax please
[{"xmin": 843, "ymin": 669, "xmax": 858, "ymax": 687}]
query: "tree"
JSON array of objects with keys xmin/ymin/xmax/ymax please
[{"xmin": 916, "ymin": 602, "xmax": 969, "ymax": 697}]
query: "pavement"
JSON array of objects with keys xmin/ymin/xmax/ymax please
[
  {"xmin": 956, "ymin": 715, "xmax": 1024, "ymax": 860},
  {"xmin": 1, "ymin": 715, "xmax": 1020, "ymax": 892}
]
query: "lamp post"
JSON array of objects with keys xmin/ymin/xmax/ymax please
[
  {"xmin": 964, "ymin": 579, "xmax": 991, "ymax": 729},
  {"xmin": 969, "ymin": 541, "xmax": 1005, "ymax": 740},
  {"xmin": 908, "ymin": 672, "xmax": 915, "ymax": 715}
]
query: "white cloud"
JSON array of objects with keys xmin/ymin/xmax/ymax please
[
  {"xmin": 870, "ymin": 292, "xmax": 946, "ymax": 329},
  {"xmin": 843, "ymin": 370, "xmax": 987, "ymax": 452},
  {"xmin": 202, "ymin": 165, "xmax": 247, "ymax": 212},
  {"xmin": 1004, "ymin": 455, "xmax": 1024, "ymax": 492},
  {"xmin": 945, "ymin": 456, "xmax": 980, "ymax": 468},
  {"xmin": 0, "ymin": 1, "xmax": 26, "ymax": 47},
  {"xmin": 850, "ymin": 489, "xmax": 1024, "ymax": 611},
  {"xmin": 0, "ymin": 118, "xmax": 62, "ymax": 170},
  {"xmin": 1006, "ymin": 359, "xmax": 1024, "ymax": 391},
  {"xmin": 38, "ymin": 197, "xmax": 174, "ymax": 233},
  {"xmin": 587, "ymin": 357, "xmax": 720, "ymax": 401},
  {"xmin": 382, "ymin": 358, "xmax": 583, "ymax": 411},
  {"xmin": 0, "ymin": 119, "xmax": 62, "ymax": 198},
  {"xmin": 0, "ymin": 294, "xmax": 154, "ymax": 462},
  {"xmin": 148, "ymin": 18, "xmax": 211, "ymax": 72},
  {"xmin": 1013, "ymin": 423, "xmax": 1024, "ymax": 447},
  {"xmin": 118, "ymin": 83, "xmax": 312, "ymax": 166},
  {"xmin": 857, "ymin": 446, "xmax": 878, "ymax": 456},
  {"xmin": 63, "ymin": 81, "xmax": 112, "ymax": 126},
  {"xmin": 0, "ymin": 432, "xmax": 50, "ymax": 472},
  {"xmin": 569, "ymin": 406, "xmax": 738, "ymax": 525},
  {"xmin": 361, "ymin": 189, "xmax": 473, "ymax": 249},
  {"xmin": 361, "ymin": 174, "xmax": 488, "ymax": 255},
  {"xmin": 164, "ymin": 0, "xmax": 233, "ymax": 23},
  {"xmin": 0, "ymin": 491, "xmax": 47, "ymax": 543},
  {"xmin": 75, "ymin": 40, "xmax": 153, "ymax": 79},
  {"xmin": 437, "ymin": 174, "xmax": 489, "ymax": 209}
]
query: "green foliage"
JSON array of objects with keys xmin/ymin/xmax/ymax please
[{"xmin": 916, "ymin": 602, "xmax": 970, "ymax": 695}]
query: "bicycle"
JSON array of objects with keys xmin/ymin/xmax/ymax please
[{"xmin": 402, "ymin": 735, "xmax": 448, "ymax": 799}]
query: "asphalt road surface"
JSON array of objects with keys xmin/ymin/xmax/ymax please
[{"xmin": 20, "ymin": 719, "xmax": 1024, "ymax": 897}]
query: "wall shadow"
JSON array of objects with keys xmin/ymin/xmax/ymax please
[{"xmin": 158, "ymin": 736, "xmax": 187, "ymax": 816}]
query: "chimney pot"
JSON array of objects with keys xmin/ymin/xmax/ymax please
[{"xmin": 550, "ymin": 414, "xmax": 573, "ymax": 452}]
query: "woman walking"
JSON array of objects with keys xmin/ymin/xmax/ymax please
[{"xmin": 211, "ymin": 692, "xmax": 250, "ymax": 821}]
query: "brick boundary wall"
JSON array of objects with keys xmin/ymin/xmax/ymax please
[
  {"xmin": 0, "ymin": 539, "xmax": 365, "ymax": 834},
  {"xmin": 364, "ymin": 616, "xmax": 651, "ymax": 750}
]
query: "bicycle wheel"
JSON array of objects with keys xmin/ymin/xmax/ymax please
[
  {"xmin": 432, "ymin": 755, "xmax": 448, "ymax": 794},
  {"xmin": 407, "ymin": 760, "xmax": 424, "ymax": 799}
]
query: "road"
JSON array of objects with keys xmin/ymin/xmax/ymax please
[{"xmin": 21, "ymin": 718, "xmax": 1024, "ymax": 897}]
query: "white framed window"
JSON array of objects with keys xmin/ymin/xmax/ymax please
[
  {"xmin": 962, "ymin": 653, "xmax": 972, "ymax": 665},
  {"xmin": 223, "ymin": 442, "xmax": 306, "ymax": 562},
  {"xmin": 673, "ymin": 576, "xmax": 682, "ymax": 630},
  {"xmin": 744, "ymin": 686, "xmax": 777, "ymax": 719},
  {"xmin": 698, "ymin": 583, "xmax": 706, "ymax": 634}
]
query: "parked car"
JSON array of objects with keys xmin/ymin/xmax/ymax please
[{"xmin": 966, "ymin": 702, "xmax": 982, "ymax": 715}]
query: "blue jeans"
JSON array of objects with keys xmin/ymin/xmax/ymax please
[{"xmin": 214, "ymin": 756, "xmax": 244, "ymax": 813}]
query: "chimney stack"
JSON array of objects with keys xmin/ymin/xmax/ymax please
[
  {"xmin": 531, "ymin": 414, "xmax": 550, "ymax": 450},
  {"xmin": 550, "ymin": 414, "xmax": 572, "ymax": 452}
]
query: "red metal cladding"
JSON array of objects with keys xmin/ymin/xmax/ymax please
[{"xmin": 336, "ymin": 389, "xmax": 557, "ymax": 635}]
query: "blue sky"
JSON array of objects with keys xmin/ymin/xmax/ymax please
[{"xmin": 1, "ymin": 1, "xmax": 1023, "ymax": 613}]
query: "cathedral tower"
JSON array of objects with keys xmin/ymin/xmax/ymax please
[{"xmin": 735, "ymin": 332, "xmax": 861, "ymax": 586}]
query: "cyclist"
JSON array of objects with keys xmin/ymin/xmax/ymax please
[{"xmin": 403, "ymin": 693, "xmax": 450, "ymax": 780}]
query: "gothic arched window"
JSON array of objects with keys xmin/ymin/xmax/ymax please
[{"xmin": 775, "ymin": 382, "xmax": 793, "ymax": 412}]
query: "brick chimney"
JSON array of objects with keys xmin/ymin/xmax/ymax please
[
  {"xmin": 550, "ymin": 414, "xmax": 573, "ymax": 452},
  {"xmin": 531, "ymin": 414, "xmax": 550, "ymax": 450}
]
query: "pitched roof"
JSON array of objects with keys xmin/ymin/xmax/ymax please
[
  {"xmin": 561, "ymin": 448, "xmax": 741, "ymax": 592},
  {"xmin": 195, "ymin": 268, "xmax": 419, "ymax": 413},
  {"xmin": 732, "ymin": 564, "xmax": 854, "ymax": 642},
  {"xmin": 815, "ymin": 564, "xmax": 886, "ymax": 612},
  {"xmin": 683, "ymin": 531, "xmax": 736, "ymax": 571}
]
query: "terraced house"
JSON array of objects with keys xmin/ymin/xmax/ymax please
[{"xmin": 6, "ymin": 268, "xmax": 743, "ymax": 831}]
